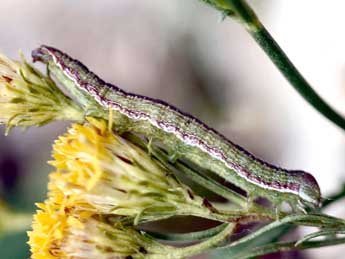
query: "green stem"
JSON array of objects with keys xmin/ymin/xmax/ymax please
[
  {"xmin": 223, "ymin": 0, "xmax": 345, "ymax": 131},
  {"xmin": 234, "ymin": 237, "xmax": 345, "ymax": 259},
  {"xmin": 244, "ymin": 183, "xmax": 345, "ymax": 245},
  {"xmin": 321, "ymin": 183, "xmax": 345, "ymax": 208},
  {"xmin": 251, "ymin": 26, "xmax": 345, "ymax": 130},
  {"xmin": 147, "ymin": 223, "xmax": 229, "ymax": 241},
  {"xmin": 211, "ymin": 213, "xmax": 345, "ymax": 258},
  {"xmin": 219, "ymin": 214, "xmax": 345, "ymax": 251},
  {"xmin": 172, "ymin": 223, "xmax": 235, "ymax": 258}
]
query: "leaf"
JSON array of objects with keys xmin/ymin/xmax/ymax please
[
  {"xmin": 146, "ymin": 223, "xmax": 228, "ymax": 242},
  {"xmin": 295, "ymin": 229, "xmax": 345, "ymax": 247},
  {"xmin": 210, "ymin": 214, "xmax": 345, "ymax": 258}
]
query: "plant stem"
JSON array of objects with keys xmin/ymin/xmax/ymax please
[
  {"xmin": 222, "ymin": 214, "xmax": 345, "ymax": 250},
  {"xmin": 251, "ymin": 26, "xmax": 345, "ymax": 130},
  {"xmin": 234, "ymin": 237, "xmax": 345, "ymax": 259},
  {"xmin": 211, "ymin": 213, "xmax": 345, "ymax": 258},
  {"xmin": 223, "ymin": 0, "xmax": 345, "ymax": 131},
  {"xmin": 172, "ymin": 223, "xmax": 235, "ymax": 259},
  {"xmin": 322, "ymin": 183, "xmax": 345, "ymax": 208},
  {"xmin": 147, "ymin": 223, "xmax": 229, "ymax": 241},
  {"xmin": 242, "ymin": 184, "xmax": 345, "ymax": 246}
]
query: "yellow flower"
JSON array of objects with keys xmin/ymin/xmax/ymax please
[
  {"xmin": 0, "ymin": 52, "xmax": 83, "ymax": 134},
  {"xmin": 28, "ymin": 194, "xmax": 171, "ymax": 259},
  {"xmin": 57, "ymin": 217, "xmax": 168, "ymax": 259},
  {"xmin": 28, "ymin": 202, "xmax": 71, "ymax": 259},
  {"xmin": 28, "ymin": 185, "xmax": 94, "ymax": 259},
  {"xmin": 28, "ymin": 183, "xmax": 234, "ymax": 259},
  {"xmin": 49, "ymin": 118, "xmax": 212, "ymax": 223}
]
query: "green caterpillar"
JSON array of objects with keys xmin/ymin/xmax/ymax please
[{"xmin": 32, "ymin": 45, "xmax": 321, "ymax": 212}]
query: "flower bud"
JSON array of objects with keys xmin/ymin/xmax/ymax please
[
  {"xmin": 28, "ymin": 198, "xmax": 170, "ymax": 259},
  {"xmin": 0, "ymin": 52, "xmax": 82, "ymax": 134},
  {"xmin": 28, "ymin": 187, "xmax": 233, "ymax": 259},
  {"xmin": 49, "ymin": 118, "xmax": 213, "ymax": 223}
]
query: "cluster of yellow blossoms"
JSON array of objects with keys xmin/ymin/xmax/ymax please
[
  {"xmin": 28, "ymin": 118, "xmax": 217, "ymax": 259},
  {"xmin": 28, "ymin": 189, "xmax": 167, "ymax": 259}
]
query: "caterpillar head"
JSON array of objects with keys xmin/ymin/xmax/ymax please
[
  {"xmin": 32, "ymin": 45, "xmax": 55, "ymax": 63},
  {"xmin": 296, "ymin": 171, "xmax": 322, "ymax": 208}
]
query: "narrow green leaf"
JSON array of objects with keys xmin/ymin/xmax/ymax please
[
  {"xmin": 295, "ymin": 229, "xmax": 345, "ymax": 247},
  {"xmin": 146, "ymin": 223, "xmax": 228, "ymax": 242},
  {"xmin": 210, "ymin": 214, "xmax": 345, "ymax": 258}
]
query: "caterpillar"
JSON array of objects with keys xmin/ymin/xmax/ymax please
[{"xmin": 32, "ymin": 45, "xmax": 321, "ymax": 211}]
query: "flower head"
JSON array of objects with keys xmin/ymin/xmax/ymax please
[
  {"xmin": 0, "ymin": 52, "xmax": 82, "ymax": 134},
  {"xmin": 48, "ymin": 118, "xmax": 209, "ymax": 223},
  {"xmin": 28, "ymin": 183, "xmax": 174, "ymax": 259},
  {"xmin": 57, "ymin": 216, "xmax": 165, "ymax": 259}
]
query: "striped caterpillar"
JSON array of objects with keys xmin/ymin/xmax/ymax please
[{"xmin": 32, "ymin": 45, "xmax": 321, "ymax": 212}]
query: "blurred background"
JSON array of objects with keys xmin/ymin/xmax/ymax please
[{"xmin": 1, "ymin": 0, "xmax": 345, "ymax": 258}]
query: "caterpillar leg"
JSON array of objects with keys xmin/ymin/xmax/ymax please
[
  {"xmin": 274, "ymin": 203, "xmax": 283, "ymax": 221},
  {"xmin": 107, "ymin": 107, "xmax": 113, "ymax": 131},
  {"xmin": 147, "ymin": 137, "xmax": 154, "ymax": 156},
  {"xmin": 168, "ymin": 149, "xmax": 181, "ymax": 163},
  {"xmin": 46, "ymin": 63, "xmax": 52, "ymax": 78},
  {"xmin": 246, "ymin": 194, "xmax": 254, "ymax": 211},
  {"xmin": 288, "ymin": 200, "xmax": 307, "ymax": 214},
  {"xmin": 166, "ymin": 143, "xmax": 182, "ymax": 163},
  {"xmin": 296, "ymin": 200, "xmax": 307, "ymax": 214}
]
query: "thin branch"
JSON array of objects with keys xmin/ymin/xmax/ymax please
[{"xmin": 217, "ymin": 0, "xmax": 345, "ymax": 131}]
